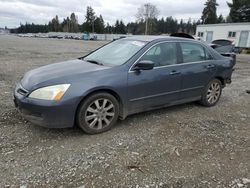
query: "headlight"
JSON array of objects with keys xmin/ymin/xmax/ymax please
[{"xmin": 29, "ymin": 84, "xmax": 70, "ymax": 101}]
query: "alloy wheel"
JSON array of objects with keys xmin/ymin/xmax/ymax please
[
  {"xmin": 206, "ymin": 82, "xmax": 221, "ymax": 104},
  {"xmin": 85, "ymin": 98, "xmax": 115, "ymax": 130}
]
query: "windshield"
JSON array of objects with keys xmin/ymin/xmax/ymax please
[{"xmin": 84, "ymin": 39, "xmax": 146, "ymax": 66}]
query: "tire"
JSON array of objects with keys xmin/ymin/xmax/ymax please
[
  {"xmin": 200, "ymin": 79, "xmax": 222, "ymax": 107},
  {"xmin": 76, "ymin": 92, "xmax": 119, "ymax": 134}
]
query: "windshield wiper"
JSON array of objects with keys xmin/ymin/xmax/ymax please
[{"xmin": 85, "ymin": 59, "xmax": 103, "ymax": 66}]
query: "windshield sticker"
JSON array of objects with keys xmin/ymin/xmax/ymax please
[{"xmin": 132, "ymin": 41, "xmax": 145, "ymax": 47}]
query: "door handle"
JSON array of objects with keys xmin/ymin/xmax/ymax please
[
  {"xmin": 170, "ymin": 70, "xmax": 181, "ymax": 75},
  {"xmin": 206, "ymin": 64, "xmax": 215, "ymax": 69}
]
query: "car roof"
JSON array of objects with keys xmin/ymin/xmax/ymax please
[
  {"xmin": 120, "ymin": 35, "xmax": 224, "ymax": 60},
  {"xmin": 123, "ymin": 35, "xmax": 195, "ymax": 42}
]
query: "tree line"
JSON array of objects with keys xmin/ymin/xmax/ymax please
[{"xmin": 10, "ymin": 0, "xmax": 250, "ymax": 35}]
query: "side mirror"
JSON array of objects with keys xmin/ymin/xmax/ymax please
[{"xmin": 133, "ymin": 60, "xmax": 154, "ymax": 71}]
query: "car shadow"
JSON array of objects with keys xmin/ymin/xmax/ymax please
[{"xmin": 116, "ymin": 101, "xmax": 200, "ymax": 128}]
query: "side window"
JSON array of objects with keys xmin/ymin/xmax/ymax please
[
  {"xmin": 141, "ymin": 42, "xmax": 177, "ymax": 67},
  {"xmin": 180, "ymin": 43, "xmax": 207, "ymax": 63},
  {"xmin": 146, "ymin": 46, "xmax": 161, "ymax": 56}
]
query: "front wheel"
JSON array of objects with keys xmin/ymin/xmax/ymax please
[
  {"xmin": 200, "ymin": 79, "xmax": 222, "ymax": 107},
  {"xmin": 76, "ymin": 92, "xmax": 119, "ymax": 134}
]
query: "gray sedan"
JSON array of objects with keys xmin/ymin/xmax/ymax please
[{"xmin": 14, "ymin": 36, "xmax": 234, "ymax": 134}]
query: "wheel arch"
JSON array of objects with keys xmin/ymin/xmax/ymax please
[
  {"xmin": 75, "ymin": 88, "xmax": 125, "ymax": 122},
  {"xmin": 214, "ymin": 76, "xmax": 225, "ymax": 87}
]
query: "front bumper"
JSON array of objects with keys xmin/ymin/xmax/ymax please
[{"xmin": 14, "ymin": 84, "xmax": 77, "ymax": 128}]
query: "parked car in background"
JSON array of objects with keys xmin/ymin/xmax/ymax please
[
  {"xmin": 14, "ymin": 36, "xmax": 235, "ymax": 134},
  {"xmin": 90, "ymin": 35, "xmax": 97, "ymax": 40},
  {"xmin": 209, "ymin": 39, "xmax": 236, "ymax": 66},
  {"xmin": 170, "ymin": 33, "xmax": 195, "ymax": 39},
  {"xmin": 82, "ymin": 33, "xmax": 90, "ymax": 40}
]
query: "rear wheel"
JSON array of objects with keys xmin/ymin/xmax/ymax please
[
  {"xmin": 200, "ymin": 79, "xmax": 222, "ymax": 107},
  {"xmin": 76, "ymin": 92, "xmax": 119, "ymax": 134}
]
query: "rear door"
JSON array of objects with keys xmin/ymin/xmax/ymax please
[
  {"xmin": 127, "ymin": 42, "xmax": 182, "ymax": 113},
  {"xmin": 178, "ymin": 42, "xmax": 216, "ymax": 99}
]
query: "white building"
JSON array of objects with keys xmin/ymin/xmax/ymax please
[{"xmin": 196, "ymin": 22, "xmax": 250, "ymax": 48}]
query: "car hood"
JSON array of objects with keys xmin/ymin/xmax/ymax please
[{"xmin": 21, "ymin": 59, "xmax": 110, "ymax": 91}]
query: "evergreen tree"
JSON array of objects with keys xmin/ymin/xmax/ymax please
[
  {"xmin": 186, "ymin": 18, "xmax": 193, "ymax": 34},
  {"xmin": 94, "ymin": 15, "xmax": 105, "ymax": 33},
  {"xmin": 13, "ymin": 23, "xmax": 48, "ymax": 33},
  {"xmin": 61, "ymin": 17, "xmax": 70, "ymax": 32},
  {"xmin": 119, "ymin": 20, "xmax": 126, "ymax": 34},
  {"xmin": 165, "ymin": 17, "xmax": 178, "ymax": 34},
  {"xmin": 99, "ymin": 15, "xmax": 105, "ymax": 33},
  {"xmin": 70, "ymin": 13, "xmax": 79, "ymax": 32},
  {"xmin": 157, "ymin": 17, "xmax": 165, "ymax": 34},
  {"xmin": 114, "ymin": 20, "xmax": 120, "ymax": 34},
  {"xmin": 85, "ymin": 6, "xmax": 96, "ymax": 32},
  {"xmin": 227, "ymin": 0, "xmax": 250, "ymax": 22},
  {"xmin": 201, "ymin": 0, "xmax": 219, "ymax": 24},
  {"xmin": 104, "ymin": 22, "xmax": 113, "ymax": 34},
  {"xmin": 48, "ymin": 15, "xmax": 60, "ymax": 32},
  {"xmin": 113, "ymin": 20, "xmax": 126, "ymax": 34},
  {"xmin": 179, "ymin": 19, "xmax": 185, "ymax": 33},
  {"xmin": 217, "ymin": 14, "xmax": 225, "ymax": 23}
]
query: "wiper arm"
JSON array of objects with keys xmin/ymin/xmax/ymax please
[{"xmin": 85, "ymin": 59, "xmax": 103, "ymax": 66}]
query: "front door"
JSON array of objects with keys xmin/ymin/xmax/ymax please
[
  {"xmin": 239, "ymin": 31, "xmax": 249, "ymax": 47},
  {"xmin": 127, "ymin": 42, "xmax": 182, "ymax": 113}
]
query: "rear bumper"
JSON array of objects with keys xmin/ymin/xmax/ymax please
[
  {"xmin": 221, "ymin": 53, "xmax": 236, "ymax": 66},
  {"xmin": 14, "ymin": 85, "xmax": 77, "ymax": 128}
]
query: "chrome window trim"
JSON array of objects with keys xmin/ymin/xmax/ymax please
[
  {"xmin": 128, "ymin": 40, "xmax": 214, "ymax": 73},
  {"xmin": 153, "ymin": 60, "xmax": 211, "ymax": 69}
]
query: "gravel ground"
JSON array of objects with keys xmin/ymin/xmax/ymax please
[{"xmin": 0, "ymin": 35, "xmax": 249, "ymax": 188}]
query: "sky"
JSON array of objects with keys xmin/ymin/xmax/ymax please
[{"xmin": 0, "ymin": 0, "xmax": 232, "ymax": 28}]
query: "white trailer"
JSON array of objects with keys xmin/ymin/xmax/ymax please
[{"xmin": 196, "ymin": 22, "xmax": 250, "ymax": 48}]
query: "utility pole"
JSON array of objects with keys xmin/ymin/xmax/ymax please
[{"xmin": 144, "ymin": 3, "xmax": 149, "ymax": 35}]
